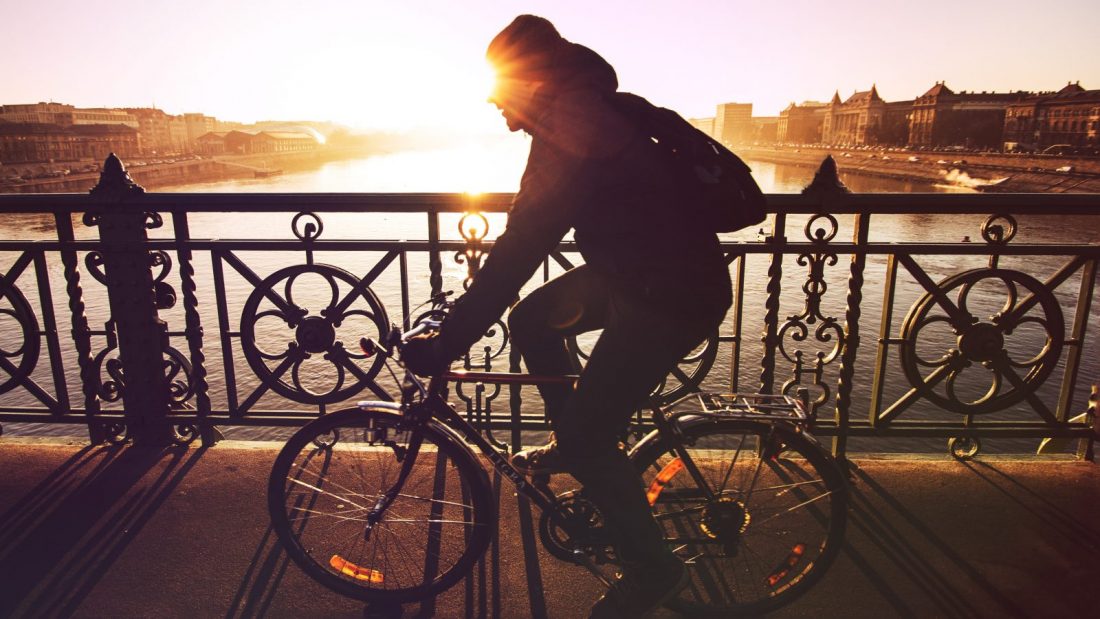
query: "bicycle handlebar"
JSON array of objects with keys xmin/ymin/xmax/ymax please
[{"xmin": 358, "ymin": 294, "xmax": 451, "ymax": 361}]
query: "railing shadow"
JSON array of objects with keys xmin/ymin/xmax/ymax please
[
  {"xmin": 842, "ymin": 464, "xmax": 1032, "ymax": 619},
  {"xmin": 0, "ymin": 443, "xmax": 206, "ymax": 616},
  {"xmin": 962, "ymin": 460, "xmax": 1100, "ymax": 552},
  {"xmin": 224, "ymin": 521, "xmax": 296, "ymax": 619}
]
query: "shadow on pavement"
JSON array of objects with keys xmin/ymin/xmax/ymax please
[{"xmin": 0, "ymin": 443, "xmax": 206, "ymax": 617}]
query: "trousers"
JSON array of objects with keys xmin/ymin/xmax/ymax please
[{"xmin": 508, "ymin": 264, "xmax": 728, "ymax": 563}]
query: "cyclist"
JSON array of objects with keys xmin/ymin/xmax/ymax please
[{"xmin": 402, "ymin": 15, "xmax": 731, "ymax": 618}]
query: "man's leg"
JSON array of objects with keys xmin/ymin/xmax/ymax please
[
  {"xmin": 507, "ymin": 265, "xmax": 608, "ymax": 424},
  {"xmin": 556, "ymin": 303, "xmax": 714, "ymax": 559},
  {"xmin": 554, "ymin": 295, "xmax": 723, "ymax": 617}
]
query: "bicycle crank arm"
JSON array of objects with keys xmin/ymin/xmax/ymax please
[{"xmin": 573, "ymin": 549, "xmax": 615, "ymax": 588}]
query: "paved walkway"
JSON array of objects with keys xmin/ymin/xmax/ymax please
[{"xmin": 0, "ymin": 439, "xmax": 1097, "ymax": 618}]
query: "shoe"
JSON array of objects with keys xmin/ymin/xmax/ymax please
[
  {"xmin": 588, "ymin": 555, "xmax": 689, "ymax": 618},
  {"xmin": 511, "ymin": 441, "xmax": 567, "ymax": 475}
]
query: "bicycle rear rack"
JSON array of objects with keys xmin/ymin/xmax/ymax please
[{"xmin": 668, "ymin": 392, "xmax": 814, "ymax": 424}]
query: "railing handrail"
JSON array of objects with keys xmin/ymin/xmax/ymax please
[{"xmin": 2, "ymin": 191, "xmax": 1099, "ymax": 215}]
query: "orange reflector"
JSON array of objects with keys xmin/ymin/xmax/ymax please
[
  {"xmin": 765, "ymin": 543, "xmax": 807, "ymax": 587},
  {"xmin": 646, "ymin": 457, "xmax": 685, "ymax": 505},
  {"xmin": 330, "ymin": 555, "xmax": 384, "ymax": 583}
]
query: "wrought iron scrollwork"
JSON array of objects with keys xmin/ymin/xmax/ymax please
[
  {"xmin": 149, "ymin": 250, "xmax": 177, "ymax": 309},
  {"xmin": 455, "ymin": 212, "xmax": 489, "ymax": 289},
  {"xmin": 899, "ymin": 268, "xmax": 1064, "ymax": 415},
  {"xmin": 92, "ymin": 341, "xmax": 125, "ymax": 402},
  {"xmin": 777, "ymin": 214, "xmax": 845, "ymax": 409},
  {"xmin": 240, "ymin": 264, "xmax": 390, "ymax": 404},
  {"xmin": 91, "ymin": 336, "xmax": 195, "ymax": 408},
  {"xmin": 84, "ymin": 252, "xmax": 108, "ymax": 286},
  {"xmin": 981, "ymin": 214, "xmax": 1017, "ymax": 245},
  {"xmin": 172, "ymin": 423, "xmax": 199, "ymax": 446},
  {"xmin": 291, "ymin": 211, "xmax": 324, "ymax": 242},
  {"xmin": 102, "ymin": 421, "xmax": 130, "ymax": 444},
  {"xmin": 164, "ymin": 346, "xmax": 195, "ymax": 408},
  {"xmin": 454, "ymin": 317, "xmax": 510, "ymax": 449},
  {"xmin": 0, "ymin": 278, "xmax": 41, "ymax": 396}
]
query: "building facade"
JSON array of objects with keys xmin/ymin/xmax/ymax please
[
  {"xmin": 0, "ymin": 102, "xmax": 76, "ymax": 125},
  {"xmin": 713, "ymin": 103, "xmax": 753, "ymax": 146},
  {"xmin": 71, "ymin": 108, "xmax": 139, "ymax": 129},
  {"xmin": 751, "ymin": 117, "xmax": 778, "ymax": 144},
  {"xmin": 689, "ymin": 117, "xmax": 715, "ymax": 137},
  {"xmin": 821, "ymin": 87, "xmax": 911, "ymax": 147},
  {"xmin": 206, "ymin": 130, "xmax": 319, "ymax": 155},
  {"xmin": 1003, "ymin": 82, "xmax": 1100, "ymax": 152},
  {"xmin": 909, "ymin": 82, "xmax": 1026, "ymax": 149},
  {"xmin": 183, "ymin": 113, "xmax": 217, "ymax": 146},
  {"xmin": 0, "ymin": 122, "xmax": 139, "ymax": 163},
  {"xmin": 777, "ymin": 101, "xmax": 827, "ymax": 144}
]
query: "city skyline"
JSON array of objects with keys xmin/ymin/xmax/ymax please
[{"xmin": 4, "ymin": 0, "xmax": 1099, "ymax": 134}]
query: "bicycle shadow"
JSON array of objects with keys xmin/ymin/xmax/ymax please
[{"xmin": 0, "ymin": 442, "xmax": 206, "ymax": 617}]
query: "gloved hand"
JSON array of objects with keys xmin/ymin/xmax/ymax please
[{"xmin": 400, "ymin": 333, "xmax": 451, "ymax": 376}]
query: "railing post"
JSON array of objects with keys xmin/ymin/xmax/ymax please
[
  {"xmin": 1087, "ymin": 384, "xmax": 1098, "ymax": 462},
  {"xmin": 427, "ymin": 209, "xmax": 443, "ymax": 297},
  {"xmin": 54, "ymin": 211, "xmax": 104, "ymax": 443},
  {"xmin": 85, "ymin": 154, "xmax": 172, "ymax": 446},
  {"xmin": 804, "ymin": 156, "xmax": 856, "ymax": 461},
  {"xmin": 759, "ymin": 214, "xmax": 784, "ymax": 394}
]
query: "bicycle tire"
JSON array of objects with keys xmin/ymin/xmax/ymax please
[
  {"xmin": 268, "ymin": 406, "xmax": 495, "ymax": 603},
  {"xmin": 630, "ymin": 418, "xmax": 847, "ymax": 617}
]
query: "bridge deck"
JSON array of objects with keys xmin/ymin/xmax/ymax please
[{"xmin": 0, "ymin": 440, "xmax": 1096, "ymax": 618}]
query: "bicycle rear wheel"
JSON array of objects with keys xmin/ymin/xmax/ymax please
[
  {"xmin": 268, "ymin": 406, "xmax": 494, "ymax": 603},
  {"xmin": 631, "ymin": 418, "xmax": 847, "ymax": 617}
]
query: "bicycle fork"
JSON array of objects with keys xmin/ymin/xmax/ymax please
[{"xmin": 362, "ymin": 430, "xmax": 425, "ymax": 541}]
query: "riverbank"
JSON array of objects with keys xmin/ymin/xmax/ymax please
[
  {"xmin": 0, "ymin": 146, "xmax": 390, "ymax": 194},
  {"xmin": 739, "ymin": 146, "xmax": 1100, "ymax": 193}
]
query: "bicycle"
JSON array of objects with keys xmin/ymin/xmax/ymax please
[{"xmin": 268, "ymin": 302, "xmax": 848, "ymax": 617}]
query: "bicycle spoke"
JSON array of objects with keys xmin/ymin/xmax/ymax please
[
  {"xmin": 717, "ymin": 433, "xmax": 749, "ymax": 494},
  {"xmin": 286, "ymin": 506, "xmax": 372, "ymax": 523},
  {"xmin": 287, "ymin": 477, "xmax": 371, "ymax": 510},
  {"xmin": 750, "ymin": 490, "xmax": 837, "ymax": 529},
  {"xmin": 397, "ymin": 493, "xmax": 477, "ymax": 510}
]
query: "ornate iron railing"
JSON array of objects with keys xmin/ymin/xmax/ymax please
[{"xmin": 0, "ymin": 155, "xmax": 1097, "ymax": 460}]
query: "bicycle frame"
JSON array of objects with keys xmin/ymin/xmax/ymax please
[{"xmin": 362, "ymin": 368, "xmax": 630, "ymax": 584}]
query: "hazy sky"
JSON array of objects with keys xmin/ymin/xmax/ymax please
[{"xmin": 3, "ymin": 0, "xmax": 1098, "ymax": 132}]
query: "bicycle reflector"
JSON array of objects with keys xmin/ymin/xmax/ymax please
[
  {"xmin": 330, "ymin": 555, "xmax": 384, "ymax": 583},
  {"xmin": 646, "ymin": 457, "xmax": 685, "ymax": 505},
  {"xmin": 765, "ymin": 543, "xmax": 806, "ymax": 588},
  {"xmin": 359, "ymin": 338, "xmax": 376, "ymax": 357}
]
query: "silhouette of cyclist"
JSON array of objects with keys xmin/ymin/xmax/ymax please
[{"xmin": 402, "ymin": 15, "xmax": 732, "ymax": 617}]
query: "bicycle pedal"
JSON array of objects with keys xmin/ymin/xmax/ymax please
[{"xmin": 531, "ymin": 472, "xmax": 551, "ymax": 486}]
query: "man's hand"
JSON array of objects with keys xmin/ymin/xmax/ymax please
[{"xmin": 400, "ymin": 333, "xmax": 450, "ymax": 376}]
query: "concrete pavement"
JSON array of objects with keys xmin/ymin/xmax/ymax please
[{"xmin": 0, "ymin": 439, "xmax": 1097, "ymax": 618}]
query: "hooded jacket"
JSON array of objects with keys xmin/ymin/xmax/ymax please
[{"xmin": 441, "ymin": 43, "xmax": 732, "ymax": 359}]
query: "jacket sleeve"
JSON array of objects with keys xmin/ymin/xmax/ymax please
[{"xmin": 439, "ymin": 134, "xmax": 595, "ymax": 360}]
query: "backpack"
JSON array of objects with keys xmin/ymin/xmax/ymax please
[{"xmin": 610, "ymin": 92, "xmax": 767, "ymax": 233}]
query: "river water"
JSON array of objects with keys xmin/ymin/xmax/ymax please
[{"xmin": 2, "ymin": 145, "xmax": 1097, "ymax": 455}]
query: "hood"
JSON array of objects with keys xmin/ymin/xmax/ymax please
[{"xmin": 543, "ymin": 42, "xmax": 618, "ymax": 96}]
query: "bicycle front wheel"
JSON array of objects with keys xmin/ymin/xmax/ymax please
[
  {"xmin": 631, "ymin": 419, "xmax": 847, "ymax": 617},
  {"xmin": 268, "ymin": 406, "xmax": 494, "ymax": 603}
]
